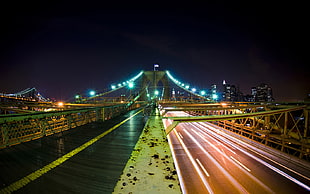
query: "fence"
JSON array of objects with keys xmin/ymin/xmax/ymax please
[{"xmin": 0, "ymin": 103, "xmax": 144, "ymax": 148}]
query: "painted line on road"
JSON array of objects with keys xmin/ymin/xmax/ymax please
[
  {"xmin": 183, "ymin": 129, "xmax": 249, "ymax": 193},
  {"xmin": 196, "ymin": 121, "xmax": 310, "ymax": 192},
  {"xmin": 178, "ymin": 131, "xmax": 184, "ymax": 139},
  {"xmin": 230, "ymin": 156, "xmax": 251, "ymax": 172},
  {"xmin": 174, "ymin": 130, "xmax": 214, "ymax": 194},
  {"xmin": 196, "ymin": 158, "xmax": 210, "ymax": 177},
  {"xmin": 0, "ymin": 109, "xmax": 143, "ymax": 194},
  {"xmin": 200, "ymin": 121, "xmax": 310, "ymax": 183}
]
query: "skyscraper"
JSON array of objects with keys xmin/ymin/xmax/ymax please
[
  {"xmin": 251, "ymin": 83, "xmax": 274, "ymax": 102},
  {"xmin": 222, "ymin": 80, "xmax": 239, "ymax": 101}
]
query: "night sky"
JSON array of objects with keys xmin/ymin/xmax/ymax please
[{"xmin": 1, "ymin": 2, "xmax": 308, "ymax": 101}]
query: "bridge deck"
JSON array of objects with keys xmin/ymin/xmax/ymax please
[
  {"xmin": 0, "ymin": 109, "xmax": 145, "ymax": 193},
  {"xmin": 113, "ymin": 108, "xmax": 181, "ymax": 193}
]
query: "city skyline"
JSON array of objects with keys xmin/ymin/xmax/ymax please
[
  {"xmin": 1, "ymin": 2, "xmax": 308, "ymax": 101},
  {"xmin": 0, "ymin": 70, "xmax": 275, "ymax": 103}
]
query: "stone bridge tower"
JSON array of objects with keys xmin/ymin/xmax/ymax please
[{"xmin": 140, "ymin": 71, "xmax": 170, "ymax": 101}]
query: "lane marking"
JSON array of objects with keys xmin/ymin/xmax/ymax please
[
  {"xmin": 200, "ymin": 122, "xmax": 310, "ymax": 183},
  {"xmin": 178, "ymin": 131, "xmax": 184, "ymax": 139},
  {"xmin": 0, "ymin": 109, "xmax": 143, "ymax": 193},
  {"xmin": 196, "ymin": 158, "xmax": 210, "ymax": 177},
  {"xmin": 167, "ymin": 132, "xmax": 187, "ymax": 194},
  {"xmin": 191, "ymin": 123, "xmax": 237, "ymax": 154},
  {"xmin": 197, "ymin": 121, "xmax": 310, "ymax": 191},
  {"xmin": 183, "ymin": 129, "xmax": 249, "ymax": 193},
  {"xmin": 174, "ymin": 130, "xmax": 214, "ymax": 194},
  {"xmin": 189, "ymin": 126, "xmax": 273, "ymax": 193},
  {"xmin": 230, "ymin": 156, "xmax": 251, "ymax": 172}
]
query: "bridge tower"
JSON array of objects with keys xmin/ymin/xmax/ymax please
[{"xmin": 141, "ymin": 71, "xmax": 170, "ymax": 101}]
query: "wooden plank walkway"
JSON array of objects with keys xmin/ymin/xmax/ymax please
[{"xmin": 0, "ymin": 109, "xmax": 145, "ymax": 193}]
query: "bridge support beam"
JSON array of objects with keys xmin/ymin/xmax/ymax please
[{"xmin": 165, "ymin": 121, "xmax": 180, "ymax": 135}]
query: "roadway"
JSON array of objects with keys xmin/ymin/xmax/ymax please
[
  {"xmin": 0, "ymin": 109, "xmax": 145, "ymax": 193},
  {"xmin": 164, "ymin": 111, "xmax": 310, "ymax": 194}
]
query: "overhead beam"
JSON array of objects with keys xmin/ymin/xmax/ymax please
[{"xmin": 163, "ymin": 106, "xmax": 306, "ymax": 123}]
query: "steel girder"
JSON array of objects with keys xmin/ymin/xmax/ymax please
[{"xmin": 160, "ymin": 102, "xmax": 310, "ymax": 161}]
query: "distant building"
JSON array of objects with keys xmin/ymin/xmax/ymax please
[
  {"xmin": 222, "ymin": 80, "xmax": 242, "ymax": 101},
  {"xmin": 244, "ymin": 94, "xmax": 254, "ymax": 102},
  {"xmin": 251, "ymin": 83, "xmax": 274, "ymax": 102}
]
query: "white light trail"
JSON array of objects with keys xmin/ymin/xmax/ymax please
[
  {"xmin": 174, "ymin": 130, "xmax": 214, "ymax": 194},
  {"xmin": 182, "ymin": 129, "xmax": 248, "ymax": 193},
  {"xmin": 196, "ymin": 158, "xmax": 210, "ymax": 177},
  {"xmin": 167, "ymin": 132, "xmax": 187, "ymax": 194},
  {"xmin": 178, "ymin": 132, "xmax": 184, "ymax": 139},
  {"xmin": 230, "ymin": 156, "xmax": 251, "ymax": 172},
  {"xmin": 186, "ymin": 122, "xmax": 274, "ymax": 193},
  {"xmin": 191, "ymin": 123, "xmax": 236, "ymax": 154},
  {"xmin": 197, "ymin": 121, "xmax": 310, "ymax": 191}
]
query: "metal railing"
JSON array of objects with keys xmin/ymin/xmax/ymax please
[{"xmin": 0, "ymin": 103, "xmax": 144, "ymax": 149}]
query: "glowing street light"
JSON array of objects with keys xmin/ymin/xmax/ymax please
[
  {"xmin": 111, "ymin": 85, "xmax": 116, "ymax": 90},
  {"xmin": 191, "ymin": 88, "xmax": 196, "ymax": 92},
  {"xmin": 185, "ymin": 85, "xmax": 190, "ymax": 89},
  {"xmin": 212, "ymin": 94, "xmax": 218, "ymax": 100},
  {"xmin": 200, "ymin": 90, "xmax": 206, "ymax": 96},
  {"xmin": 75, "ymin": 94, "xmax": 80, "ymax": 99},
  {"xmin": 89, "ymin": 90, "xmax": 96, "ymax": 96},
  {"xmin": 154, "ymin": 90, "xmax": 159, "ymax": 96},
  {"xmin": 128, "ymin": 82, "xmax": 134, "ymax": 89},
  {"xmin": 57, "ymin": 102, "xmax": 64, "ymax": 107}
]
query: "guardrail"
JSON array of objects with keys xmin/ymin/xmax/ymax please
[{"xmin": 0, "ymin": 103, "xmax": 144, "ymax": 149}]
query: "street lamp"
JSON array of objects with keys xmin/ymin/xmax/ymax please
[
  {"xmin": 128, "ymin": 82, "xmax": 134, "ymax": 89},
  {"xmin": 212, "ymin": 94, "xmax": 218, "ymax": 101},
  {"xmin": 89, "ymin": 90, "xmax": 96, "ymax": 96}
]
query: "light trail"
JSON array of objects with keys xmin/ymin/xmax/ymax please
[
  {"xmin": 191, "ymin": 123, "xmax": 237, "ymax": 154},
  {"xmin": 178, "ymin": 131, "xmax": 184, "ymax": 139},
  {"xmin": 182, "ymin": 129, "xmax": 249, "ymax": 193},
  {"xmin": 165, "ymin": 111, "xmax": 310, "ymax": 193},
  {"xmin": 196, "ymin": 121, "xmax": 310, "ymax": 191},
  {"xmin": 230, "ymin": 156, "xmax": 251, "ymax": 172},
  {"xmin": 174, "ymin": 130, "xmax": 214, "ymax": 194},
  {"xmin": 167, "ymin": 131, "xmax": 187, "ymax": 194},
  {"xmin": 195, "ymin": 158, "xmax": 210, "ymax": 177}
]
